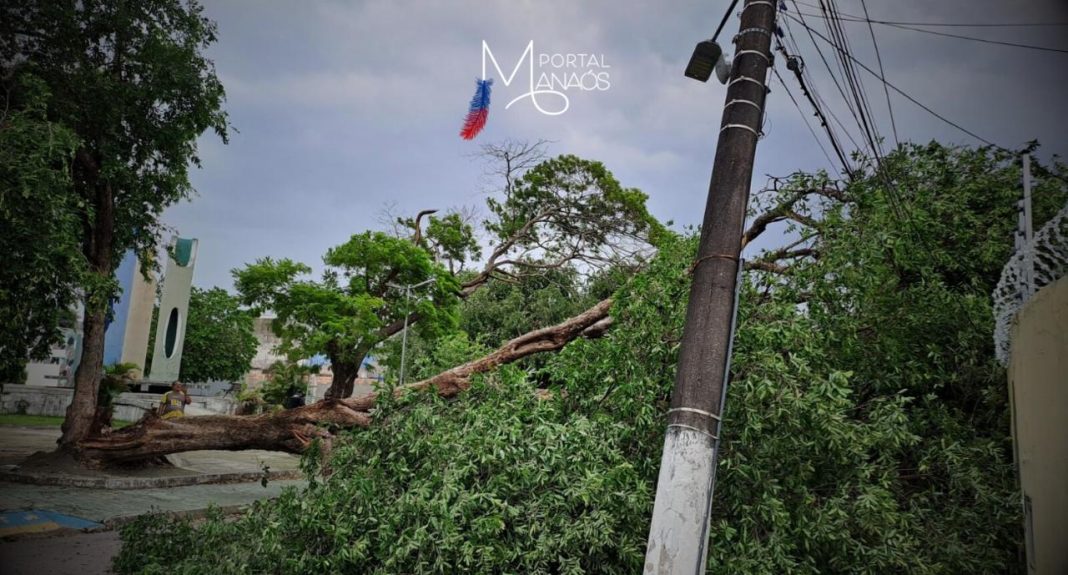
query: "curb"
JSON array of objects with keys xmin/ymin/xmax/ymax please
[{"xmin": 0, "ymin": 469, "xmax": 302, "ymax": 489}]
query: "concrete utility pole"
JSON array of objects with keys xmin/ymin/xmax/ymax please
[{"xmin": 643, "ymin": 1, "xmax": 777, "ymax": 573}]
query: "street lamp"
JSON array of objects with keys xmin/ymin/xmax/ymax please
[
  {"xmin": 388, "ymin": 278, "xmax": 435, "ymax": 386},
  {"xmin": 684, "ymin": 40, "xmax": 731, "ymax": 84}
]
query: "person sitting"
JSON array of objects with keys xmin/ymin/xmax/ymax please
[{"xmin": 158, "ymin": 381, "xmax": 192, "ymax": 419}]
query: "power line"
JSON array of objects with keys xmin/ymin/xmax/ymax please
[
  {"xmin": 788, "ymin": 0, "xmax": 872, "ymax": 158},
  {"xmin": 772, "ymin": 63, "xmax": 842, "ymax": 173},
  {"xmin": 787, "ymin": 1, "xmax": 1068, "ymax": 27},
  {"xmin": 784, "ymin": 12, "xmax": 996, "ymax": 146},
  {"xmin": 712, "ymin": 0, "xmax": 741, "ymax": 42},
  {"xmin": 780, "ymin": 15, "xmax": 866, "ymax": 157},
  {"xmin": 793, "ymin": 10, "xmax": 1068, "ymax": 53},
  {"xmin": 876, "ymin": 21, "xmax": 1068, "ymax": 54},
  {"xmin": 820, "ymin": 0, "xmax": 884, "ymax": 159},
  {"xmin": 860, "ymin": 0, "xmax": 898, "ymax": 147}
]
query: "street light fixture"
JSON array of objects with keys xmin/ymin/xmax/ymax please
[
  {"xmin": 388, "ymin": 278, "xmax": 436, "ymax": 386},
  {"xmin": 684, "ymin": 39, "xmax": 731, "ymax": 84}
]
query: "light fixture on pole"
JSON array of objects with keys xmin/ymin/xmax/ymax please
[
  {"xmin": 684, "ymin": 39, "xmax": 731, "ymax": 84},
  {"xmin": 388, "ymin": 278, "xmax": 435, "ymax": 386}
]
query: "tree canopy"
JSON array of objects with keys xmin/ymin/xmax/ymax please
[
  {"xmin": 2, "ymin": 0, "xmax": 229, "ymax": 444},
  {"xmin": 116, "ymin": 143, "xmax": 1064, "ymax": 574},
  {"xmin": 233, "ymin": 147, "xmax": 661, "ymax": 400},
  {"xmin": 0, "ymin": 74, "xmax": 82, "ymax": 383}
]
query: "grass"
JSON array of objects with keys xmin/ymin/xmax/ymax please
[{"xmin": 0, "ymin": 414, "xmax": 133, "ymax": 428}]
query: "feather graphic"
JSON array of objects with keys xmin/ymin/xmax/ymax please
[{"xmin": 460, "ymin": 78, "xmax": 492, "ymax": 140}]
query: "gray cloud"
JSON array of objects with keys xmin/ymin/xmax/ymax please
[{"xmin": 167, "ymin": 0, "xmax": 1068, "ymax": 289}]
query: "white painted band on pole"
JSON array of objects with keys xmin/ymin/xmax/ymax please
[
  {"xmin": 720, "ymin": 123, "xmax": 760, "ymax": 136},
  {"xmin": 668, "ymin": 406, "xmax": 723, "ymax": 421},
  {"xmin": 643, "ymin": 427, "xmax": 718, "ymax": 575},
  {"xmin": 733, "ymin": 49, "xmax": 771, "ymax": 64},
  {"xmin": 741, "ymin": 0, "xmax": 775, "ymax": 11}
]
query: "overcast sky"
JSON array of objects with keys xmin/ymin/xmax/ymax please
[{"xmin": 163, "ymin": 0, "xmax": 1068, "ymax": 290}]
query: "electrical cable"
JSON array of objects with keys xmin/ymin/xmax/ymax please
[
  {"xmin": 860, "ymin": 0, "xmax": 899, "ymax": 147},
  {"xmin": 713, "ymin": 0, "xmax": 741, "ymax": 42},
  {"xmin": 789, "ymin": 0, "xmax": 871, "ymax": 158},
  {"xmin": 792, "ymin": 9, "xmax": 1068, "ymax": 53},
  {"xmin": 821, "ymin": 0, "xmax": 884, "ymax": 159},
  {"xmin": 784, "ymin": 12, "xmax": 996, "ymax": 146},
  {"xmin": 772, "ymin": 64, "xmax": 841, "ymax": 173},
  {"xmin": 773, "ymin": 37, "xmax": 853, "ymax": 174},
  {"xmin": 787, "ymin": 1, "xmax": 1068, "ymax": 27}
]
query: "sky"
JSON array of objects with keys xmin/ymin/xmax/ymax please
[{"xmin": 163, "ymin": 0, "xmax": 1068, "ymax": 290}]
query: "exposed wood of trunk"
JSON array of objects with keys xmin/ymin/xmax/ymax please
[{"xmin": 75, "ymin": 299, "xmax": 613, "ymax": 466}]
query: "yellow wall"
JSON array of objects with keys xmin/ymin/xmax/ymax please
[{"xmin": 1009, "ymin": 275, "xmax": 1068, "ymax": 575}]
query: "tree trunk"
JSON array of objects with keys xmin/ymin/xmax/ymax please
[
  {"xmin": 59, "ymin": 307, "xmax": 106, "ymax": 445},
  {"xmin": 73, "ymin": 299, "xmax": 613, "ymax": 466},
  {"xmin": 323, "ymin": 351, "xmax": 366, "ymax": 400},
  {"xmin": 59, "ymin": 172, "xmax": 113, "ymax": 447}
]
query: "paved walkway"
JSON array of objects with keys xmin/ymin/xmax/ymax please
[
  {"xmin": 0, "ymin": 424, "xmax": 307, "ymax": 573},
  {"xmin": 0, "ymin": 478, "xmax": 305, "ymax": 525},
  {"xmin": 0, "ymin": 530, "xmax": 122, "ymax": 575}
]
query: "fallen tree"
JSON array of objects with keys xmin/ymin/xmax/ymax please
[
  {"xmin": 72, "ymin": 179, "xmax": 827, "ymax": 467},
  {"xmin": 74, "ymin": 299, "xmax": 613, "ymax": 466}
]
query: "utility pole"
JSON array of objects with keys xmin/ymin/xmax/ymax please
[
  {"xmin": 391, "ymin": 278, "xmax": 435, "ymax": 386},
  {"xmin": 643, "ymin": 1, "xmax": 776, "ymax": 573}
]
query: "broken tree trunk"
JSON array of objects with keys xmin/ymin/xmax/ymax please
[{"xmin": 74, "ymin": 299, "xmax": 613, "ymax": 466}]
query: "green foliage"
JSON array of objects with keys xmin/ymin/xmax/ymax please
[
  {"xmin": 115, "ymin": 374, "xmax": 652, "ymax": 574},
  {"xmin": 2, "ymin": 0, "xmax": 229, "ymax": 309},
  {"xmin": 425, "ymin": 213, "xmax": 481, "ymax": 273},
  {"xmin": 98, "ymin": 363, "xmax": 138, "ymax": 408},
  {"xmin": 260, "ymin": 360, "xmax": 315, "ymax": 406},
  {"xmin": 233, "ymin": 232, "xmax": 461, "ymax": 383},
  {"xmin": 174, "ymin": 287, "xmax": 258, "ymax": 383},
  {"xmin": 461, "ymin": 265, "xmax": 593, "ymax": 347},
  {"xmin": 378, "ymin": 331, "xmax": 491, "ymax": 384},
  {"xmin": 0, "ymin": 73, "xmax": 83, "ymax": 382},
  {"xmin": 486, "ymin": 154, "xmax": 665, "ymax": 261},
  {"xmin": 118, "ymin": 144, "xmax": 1053, "ymax": 574}
]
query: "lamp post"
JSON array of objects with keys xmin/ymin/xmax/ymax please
[{"xmin": 390, "ymin": 278, "xmax": 435, "ymax": 386}]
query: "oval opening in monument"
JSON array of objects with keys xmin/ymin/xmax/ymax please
[{"xmin": 164, "ymin": 307, "xmax": 179, "ymax": 358}]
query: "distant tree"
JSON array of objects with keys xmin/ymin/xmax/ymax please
[
  {"xmin": 0, "ymin": 75, "xmax": 83, "ymax": 384},
  {"xmin": 171, "ymin": 287, "xmax": 257, "ymax": 384},
  {"xmin": 234, "ymin": 231, "xmax": 465, "ymax": 400},
  {"xmin": 259, "ymin": 360, "xmax": 314, "ymax": 407},
  {"xmin": 2, "ymin": 0, "xmax": 228, "ymax": 445},
  {"xmin": 236, "ymin": 147, "xmax": 662, "ymax": 400}
]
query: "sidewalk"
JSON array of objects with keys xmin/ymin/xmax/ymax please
[
  {"xmin": 0, "ymin": 423, "xmax": 308, "ymax": 574},
  {"xmin": 0, "ymin": 477, "xmax": 305, "ymax": 527},
  {"xmin": 0, "ymin": 424, "xmax": 306, "ymax": 534},
  {"xmin": 0, "ymin": 478, "xmax": 305, "ymax": 575},
  {"xmin": 1, "ymin": 424, "xmax": 302, "ymax": 487}
]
